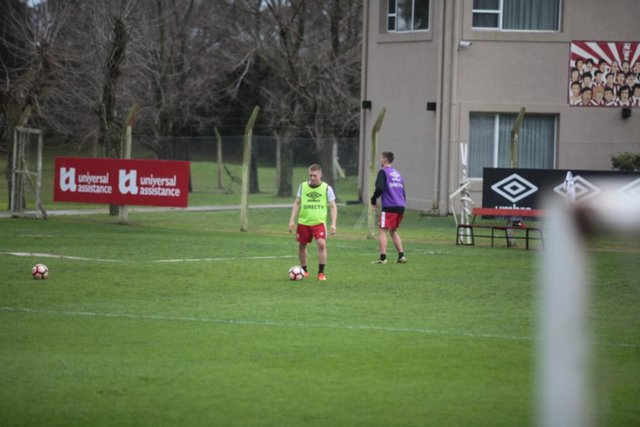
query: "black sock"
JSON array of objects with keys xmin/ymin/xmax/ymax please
[
  {"xmin": 319, "ymin": 264, "xmax": 325, "ymax": 274},
  {"xmin": 398, "ymin": 252, "xmax": 404, "ymax": 259},
  {"xmin": 302, "ymin": 266, "xmax": 307, "ymax": 272},
  {"xmin": 380, "ymin": 254, "xmax": 387, "ymax": 261}
]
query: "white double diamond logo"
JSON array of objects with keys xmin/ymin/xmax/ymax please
[
  {"xmin": 491, "ymin": 174, "xmax": 538, "ymax": 203},
  {"xmin": 553, "ymin": 175, "xmax": 600, "ymax": 202},
  {"xmin": 617, "ymin": 178, "xmax": 640, "ymax": 200}
]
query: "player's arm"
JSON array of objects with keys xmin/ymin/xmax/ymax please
[
  {"xmin": 371, "ymin": 170, "xmax": 386, "ymax": 205},
  {"xmin": 326, "ymin": 186, "xmax": 337, "ymax": 235},
  {"xmin": 329, "ymin": 200, "xmax": 337, "ymax": 235},
  {"xmin": 289, "ymin": 197, "xmax": 301, "ymax": 233}
]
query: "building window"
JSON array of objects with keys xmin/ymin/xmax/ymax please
[
  {"xmin": 468, "ymin": 113, "xmax": 556, "ymax": 178},
  {"xmin": 388, "ymin": 0, "xmax": 430, "ymax": 32},
  {"xmin": 472, "ymin": 0, "xmax": 561, "ymax": 31}
]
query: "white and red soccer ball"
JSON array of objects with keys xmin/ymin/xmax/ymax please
[
  {"xmin": 288, "ymin": 265, "xmax": 305, "ymax": 281},
  {"xmin": 32, "ymin": 263, "xmax": 49, "ymax": 280}
]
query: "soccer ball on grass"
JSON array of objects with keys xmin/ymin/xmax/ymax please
[
  {"xmin": 288, "ymin": 265, "xmax": 305, "ymax": 281},
  {"xmin": 32, "ymin": 263, "xmax": 49, "ymax": 280}
]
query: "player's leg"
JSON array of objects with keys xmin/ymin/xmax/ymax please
[
  {"xmin": 372, "ymin": 226, "xmax": 388, "ymax": 264},
  {"xmin": 298, "ymin": 242, "xmax": 308, "ymax": 267},
  {"xmin": 296, "ymin": 224, "xmax": 313, "ymax": 277},
  {"xmin": 317, "ymin": 238, "xmax": 327, "ymax": 264},
  {"xmin": 390, "ymin": 228, "xmax": 406, "ymax": 263},
  {"xmin": 387, "ymin": 212, "xmax": 406, "ymax": 263},
  {"xmin": 378, "ymin": 228, "xmax": 388, "ymax": 256},
  {"xmin": 316, "ymin": 237, "xmax": 327, "ymax": 280},
  {"xmin": 372, "ymin": 210, "xmax": 389, "ymax": 263}
]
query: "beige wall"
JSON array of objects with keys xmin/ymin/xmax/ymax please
[
  {"xmin": 360, "ymin": 0, "xmax": 443, "ymax": 211},
  {"xmin": 360, "ymin": 0, "xmax": 640, "ymax": 214}
]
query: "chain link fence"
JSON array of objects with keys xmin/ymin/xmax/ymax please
[{"xmin": 130, "ymin": 135, "xmax": 360, "ymax": 175}]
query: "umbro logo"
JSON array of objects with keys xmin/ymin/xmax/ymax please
[
  {"xmin": 491, "ymin": 174, "xmax": 538, "ymax": 203},
  {"xmin": 617, "ymin": 177, "xmax": 640, "ymax": 200},
  {"xmin": 306, "ymin": 191, "xmax": 322, "ymax": 200},
  {"xmin": 553, "ymin": 175, "xmax": 600, "ymax": 202}
]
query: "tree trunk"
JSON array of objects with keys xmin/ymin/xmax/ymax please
[
  {"xmin": 318, "ymin": 137, "xmax": 335, "ymax": 191},
  {"xmin": 97, "ymin": 16, "xmax": 129, "ymax": 215},
  {"xmin": 276, "ymin": 133, "xmax": 293, "ymax": 198}
]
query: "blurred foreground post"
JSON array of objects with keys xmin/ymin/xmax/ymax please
[
  {"xmin": 540, "ymin": 200, "xmax": 589, "ymax": 427},
  {"xmin": 539, "ymin": 189, "xmax": 640, "ymax": 427}
]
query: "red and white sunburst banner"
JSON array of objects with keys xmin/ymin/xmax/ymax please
[
  {"xmin": 568, "ymin": 41, "xmax": 640, "ymax": 107},
  {"xmin": 54, "ymin": 157, "xmax": 190, "ymax": 207}
]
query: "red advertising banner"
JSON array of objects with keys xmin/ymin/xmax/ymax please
[{"xmin": 54, "ymin": 157, "xmax": 190, "ymax": 207}]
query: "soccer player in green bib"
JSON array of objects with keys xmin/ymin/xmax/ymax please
[{"xmin": 288, "ymin": 164, "xmax": 337, "ymax": 281}]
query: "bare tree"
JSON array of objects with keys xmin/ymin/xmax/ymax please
[
  {"xmin": 0, "ymin": 0, "xmax": 77, "ymax": 208},
  {"xmin": 132, "ymin": 0, "xmax": 230, "ymax": 160},
  {"xmin": 0, "ymin": 0, "xmax": 362, "ymax": 207},
  {"xmin": 223, "ymin": 0, "xmax": 361, "ymax": 196}
]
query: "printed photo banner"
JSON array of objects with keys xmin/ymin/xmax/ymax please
[
  {"xmin": 54, "ymin": 157, "xmax": 190, "ymax": 207},
  {"xmin": 568, "ymin": 41, "xmax": 640, "ymax": 107}
]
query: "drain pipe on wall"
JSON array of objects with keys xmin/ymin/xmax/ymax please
[
  {"xmin": 434, "ymin": 0, "xmax": 463, "ymax": 214},
  {"xmin": 447, "ymin": 0, "xmax": 464, "ymax": 213},
  {"xmin": 433, "ymin": 0, "xmax": 457, "ymax": 213},
  {"xmin": 358, "ymin": 0, "xmax": 371, "ymax": 203}
]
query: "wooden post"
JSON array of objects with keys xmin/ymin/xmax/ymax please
[
  {"xmin": 368, "ymin": 108, "xmax": 386, "ymax": 239},
  {"xmin": 215, "ymin": 127, "xmax": 224, "ymax": 190},
  {"xmin": 510, "ymin": 107, "xmax": 526, "ymax": 168},
  {"xmin": 275, "ymin": 132, "xmax": 281, "ymax": 191},
  {"xmin": 240, "ymin": 106, "xmax": 260, "ymax": 232},
  {"xmin": 35, "ymin": 131, "xmax": 47, "ymax": 219},
  {"xmin": 118, "ymin": 104, "xmax": 140, "ymax": 224},
  {"xmin": 507, "ymin": 107, "xmax": 526, "ymax": 245}
]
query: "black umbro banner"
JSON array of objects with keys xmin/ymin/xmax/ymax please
[{"xmin": 482, "ymin": 168, "xmax": 640, "ymax": 209}]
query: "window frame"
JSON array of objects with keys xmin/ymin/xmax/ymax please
[
  {"xmin": 387, "ymin": 0, "xmax": 431, "ymax": 33},
  {"xmin": 472, "ymin": 0, "xmax": 502, "ymax": 30},
  {"xmin": 468, "ymin": 112, "xmax": 558, "ymax": 179},
  {"xmin": 471, "ymin": 0, "xmax": 561, "ymax": 32}
]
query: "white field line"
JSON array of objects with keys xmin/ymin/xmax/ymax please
[
  {"xmin": 0, "ymin": 306, "xmax": 532, "ymax": 341},
  {"xmin": 0, "ymin": 251, "xmax": 295, "ymax": 263},
  {"xmin": 1, "ymin": 250, "xmax": 441, "ymax": 264},
  {"xmin": 153, "ymin": 255, "xmax": 296, "ymax": 263},
  {"xmin": 0, "ymin": 251, "xmax": 122, "ymax": 263},
  {"xmin": 1, "ymin": 306, "xmax": 638, "ymax": 348}
]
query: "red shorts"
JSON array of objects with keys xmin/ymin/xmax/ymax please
[
  {"xmin": 296, "ymin": 223, "xmax": 327, "ymax": 243},
  {"xmin": 379, "ymin": 211, "xmax": 403, "ymax": 230}
]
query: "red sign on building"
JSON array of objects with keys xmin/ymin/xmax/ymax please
[{"xmin": 54, "ymin": 157, "xmax": 190, "ymax": 207}]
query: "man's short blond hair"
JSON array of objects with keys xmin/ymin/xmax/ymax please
[{"xmin": 309, "ymin": 164, "xmax": 322, "ymax": 172}]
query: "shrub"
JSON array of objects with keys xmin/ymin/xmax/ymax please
[{"xmin": 611, "ymin": 152, "xmax": 640, "ymax": 171}]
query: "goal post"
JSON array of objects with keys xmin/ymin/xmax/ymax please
[
  {"xmin": 538, "ymin": 187, "xmax": 640, "ymax": 427},
  {"xmin": 11, "ymin": 126, "xmax": 47, "ymax": 219}
]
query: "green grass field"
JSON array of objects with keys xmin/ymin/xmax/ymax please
[
  {"xmin": 1, "ymin": 204, "xmax": 639, "ymax": 426},
  {"xmin": 1, "ymin": 152, "xmax": 639, "ymax": 425}
]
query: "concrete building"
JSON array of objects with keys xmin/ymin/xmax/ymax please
[{"xmin": 358, "ymin": 0, "xmax": 640, "ymax": 214}]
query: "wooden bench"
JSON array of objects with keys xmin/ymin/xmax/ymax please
[{"xmin": 456, "ymin": 208, "xmax": 544, "ymax": 249}]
